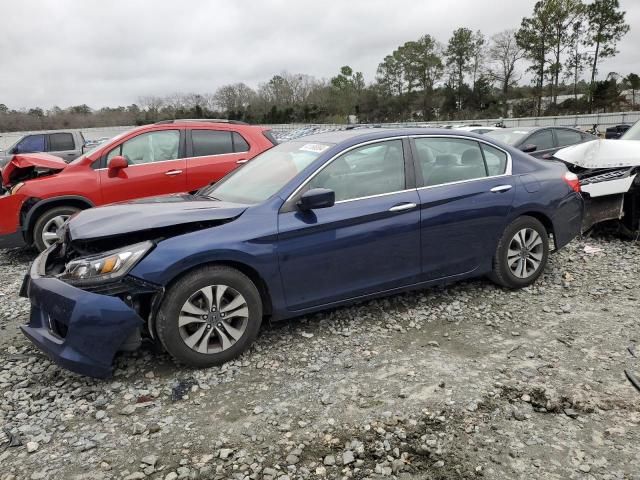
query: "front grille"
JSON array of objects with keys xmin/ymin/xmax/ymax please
[{"xmin": 82, "ymin": 282, "xmax": 132, "ymax": 295}]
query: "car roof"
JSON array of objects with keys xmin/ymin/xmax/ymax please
[{"xmin": 287, "ymin": 127, "xmax": 481, "ymax": 145}]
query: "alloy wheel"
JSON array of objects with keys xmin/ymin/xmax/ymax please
[
  {"xmin": 507, "ymin": 228, "xmax": 544, "ymax": 279},
  {"xmin": 41, "ymin": 215, "xmax": 71, "ymax": 248},
  {"xmin": 178, "ymin": 285, "xmax": 249, "ymax": 354}
]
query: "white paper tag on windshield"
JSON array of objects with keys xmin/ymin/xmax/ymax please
[
  {"xmin": 299, "ymin": 143, "xmax": 329, "ymax": 153},
  {"xmin": 514, "ymin": 131, "xmax": 529, "ymax": 134}
]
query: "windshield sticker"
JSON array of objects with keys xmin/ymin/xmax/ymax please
[
  {"xmin": 513, "ymin": 131, "xmax": 529, "ymax": 134},
  {"xmin": 299, "ymin": 143, "xmax": 329, "ymax": 153}
]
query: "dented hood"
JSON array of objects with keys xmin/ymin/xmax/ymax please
[
  {"xmin": 1, "ymin": 152, "xmax": 67, "ymax": 186},
  {"xmin": 67, "ymin": 194, "xmax": 248, "ymax": 241},
  {"xmin": 555, "ymin": 139, "xmax": 640, "ymax": 169}
]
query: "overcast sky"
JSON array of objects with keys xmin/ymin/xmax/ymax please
[{"xmin": 1, "ymin": 0, "xmax": 639, "ymax": 110}]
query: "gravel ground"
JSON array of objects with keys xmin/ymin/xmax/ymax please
[{"xmin": 1, "ymin": 236, "xmax": 639, "ymax": 480}]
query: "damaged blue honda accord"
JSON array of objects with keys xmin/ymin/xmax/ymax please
[{"xmin": 20, "ymin": 128, "xmax": 583, "ymax": 378}]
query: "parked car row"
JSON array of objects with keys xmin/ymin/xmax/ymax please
[
  {"xmin": 0, "ymin": 120, "xmax": 277, "ymax": 251},
  {"xmin": 17, "ymin": 127, "xmax": 583, "ymax": 377}
]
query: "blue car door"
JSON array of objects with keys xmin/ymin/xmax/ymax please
[
  {"xmin": 277, "ymin": 139, "xmax": 421, "ymax": 311},
  {"xmin": 411, "ymin": 136, "xmax": 515, "ymax": 281}
]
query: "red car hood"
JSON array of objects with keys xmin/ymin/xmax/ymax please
[{"xmin": 1, "ymin": 152, "xmax": 67, "ymax": 186}]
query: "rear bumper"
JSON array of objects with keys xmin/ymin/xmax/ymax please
[
  {"xmin": 552, "ymin": 191, "xmax": 584, "ymax": 249},
  {"xmin": 20, "ymin": 249, "xmax": 144, "ymax": 378}
]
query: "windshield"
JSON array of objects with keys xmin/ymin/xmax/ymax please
[
  {"xmin": 622, "ymin": 121, "xmax": 640, "ymax": 140},
  {"xmin": 485, "ymin": 129, "xmax": 530, "ymax": 145},
  {"xmin": 205, "ymin": 141, "xmax": 331, "ymax": 204}
]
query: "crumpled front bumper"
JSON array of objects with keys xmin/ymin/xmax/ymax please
[{"xmin": 20, "ymin": 248, "xmax": 144, "ymax": 378}]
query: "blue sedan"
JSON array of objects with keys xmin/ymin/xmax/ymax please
[{"xmin": 20, "ymin": 128, "xmax": 583, "ymax": 377}]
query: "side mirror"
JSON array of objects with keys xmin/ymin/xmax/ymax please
[
  {"xmin": 108, "ymin": 155, "xmax": 128, "ymax": 171},
  {"xmin": 521, "ymin": 144, "xmax": 537, "ymax": 153},
  {"xmin": 297, "ymin": 188, "xmax": 335, "ymax": 211}
]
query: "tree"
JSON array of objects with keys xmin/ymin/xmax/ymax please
[
  {"xmin": 586, "ymin": 0, "xmax": 630, "ymax": 112},
  {"xmin": 517, "ymin": 1, "xmax": 554, "ymax": 116},
  {"xmin": 545, "ymin": 0, "xmax": 585, "ymax": 105},
  {"xmin": 376, "ymin": 54, "xmax": 405, "ymax": 96},
  {"xmin": 565, "ymin": 19, "xmax": 590, "ymax": 101},
  {"xmin": 624, "ymin": 73, "xmax": 640, "ymax": 107},
  {"xmin": 401, "ymin": 35, "xmax": 444, "ymax": 119},
  {"xmin": 330, "ymin": 66, "xmax": 366, "ymax": 118},
  {"xmin": 446, "ymin": 27, "xmax": 474, "ymax": 110},
  {"xmin": 470, "ymin": 30, "xmax": 486, "ymax": 93},
  {"xmin": 488, "ymin": 29, "xmax": 525, "ymax": 115}
]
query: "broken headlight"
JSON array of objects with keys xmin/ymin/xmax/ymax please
[{"xmin": 58, "ymin": 241, "xmax": 153, "ymax": 284}]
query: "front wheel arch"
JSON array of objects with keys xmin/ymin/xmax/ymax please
[
  {"xmin": 148, "ymin": 260, "xmax": 272, "ymax": 339},
  {"xmin": 22, "ymin": 196, "xmax": 94, "ymax": 244}
]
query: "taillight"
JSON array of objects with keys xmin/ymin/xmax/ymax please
[{"xmin": 563, "ymin": 171, "xmax": 581, "ymax": 192}]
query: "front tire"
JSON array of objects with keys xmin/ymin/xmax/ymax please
[
  {"xmin": 490, "ymin": 216, "xmax": 549, "ymax": 289},
  {"xmin": 156, "ymin": 266, "xmax": 263, "ymax": 368},
  {"xmin": 32, "ymin": 206, "xmax": 80, "ymax": 252}
]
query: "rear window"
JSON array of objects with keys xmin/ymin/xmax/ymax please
[
  {"xmin": 262, "ymin": 129, "xmax": 278, "ymax": 146},
  {"xmin": 191, "ymin": 130, "xmax": 234, "ymax": 156},
  {"xmin": 48, "ymin": 132, "xmax": 75, "ymax": 151}
]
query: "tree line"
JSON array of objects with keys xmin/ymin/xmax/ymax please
[{"xmin": 0, "ymin": 0, "xmax": 635, "ymax": 133}]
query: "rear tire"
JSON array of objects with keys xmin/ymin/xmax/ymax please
[
  {"xmin": 32, "ymin": 206, "xmax": 80, "ymax": 252},
  {"xmin": 490, "ymin": 216, "xmax": 549, "ymax": 289},
  {"xmin": 156, "ymin": 266, "xmax": 263, "ymax": 368}
]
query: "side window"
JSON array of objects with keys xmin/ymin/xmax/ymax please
[
  {"xmin": 414, "ymin": 138, "xmax": 487, "ymax": 187},
  {"xmin": 48, "ymin": 133, "xmax": 75, "ymax": 151},
  {"xmin": 191, "ymin": 130, "xmax": 234, "ymax": 156},
  {"xmin": 481, "ymin": 144, "xmax": 508, "ymax": 176},
  {"xmin": 108, "ymin": 130, "xmax": 180, "ymax": 165},
  {"xmin": 232, "ymin": 132, "xmax": 250, "ymax": 152},
  {"xmin": 15, "ymin": 134, "xmax": 45, "ymax": 153},
  {"xmin": 527, "ymin": 130, "xmax": 555, "ymax": 150},
  {"xmin": 307, "ymin": 140, "xmax": 405, "ymax": 202},
  {"xmin": 555, "ymin": 129, "xmax": 582, "ymax": 147}
]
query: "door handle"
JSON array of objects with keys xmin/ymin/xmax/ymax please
[
  {"xmin": 165, "ymin": 169, "xmax": 183, "ymax": 176},
  {"xmin": 236, "ymin": 159, "xmax": 249, "ymax": 164},
  {"xmin": 389, "ymin": 202, "xmax": 417, "ymax": 212},
  {"xmin": 490, "ymin": 185, "xmax": 512, "ymax": 193}
]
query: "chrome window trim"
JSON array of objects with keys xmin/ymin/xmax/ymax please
[
  {"xmin": 335, "ymin": 188, "xmax": 416, "ymax": 205},
  {"xmin": 184, "ymin": 151, "xmax": 246, "ymax": 161},
  {"xmin": 283, "ymin": 136, "xmax": 409, "ymax": 207}
]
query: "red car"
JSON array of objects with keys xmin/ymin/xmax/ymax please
[{"xmin": 0, "ymin": 120, "xmax": 277, "ymax": 251}]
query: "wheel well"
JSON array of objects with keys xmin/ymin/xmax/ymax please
[
  {"xmin": 22, "ymin": 198, "xmax": 92, "ymax": 243},
  {"xmin": 519, "ymin": 211, "xmax": 556, "ymax": 248},
  {"xmin": 163, "ymin": 260, "xmax": 273, "ymax": 317}
]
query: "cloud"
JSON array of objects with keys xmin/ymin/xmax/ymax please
[{"xmin": 1, "ymin": 0, "xmax": 638, "ymax": 109}]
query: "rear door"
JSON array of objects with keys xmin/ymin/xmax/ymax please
[
  {"xmin": 98, "ymin": 129, "xmax": 186, "ymax": 204},
  {"xmin": 185, "ymin": 129, "xmax": 252, "ymax": 191},
  {"xmin": 412, "ymin": 136, "xmax": 515, "ymax": 281},
  {"xmin": 277, "ymin": 138, "xmax": 421, "ymax": 310},
  {"xmin": 47, "ymin": 132, "xmax": 79, "ymax": 162}
]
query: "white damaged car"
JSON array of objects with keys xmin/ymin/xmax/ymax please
[{"xmin": 554, "ymin": 122, "xmax": 640, "ymax": 235}]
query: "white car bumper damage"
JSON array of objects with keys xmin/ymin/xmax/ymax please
[{"xmin": 555, "ymin": 139, "xmax": 640, "ymax": 234}]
